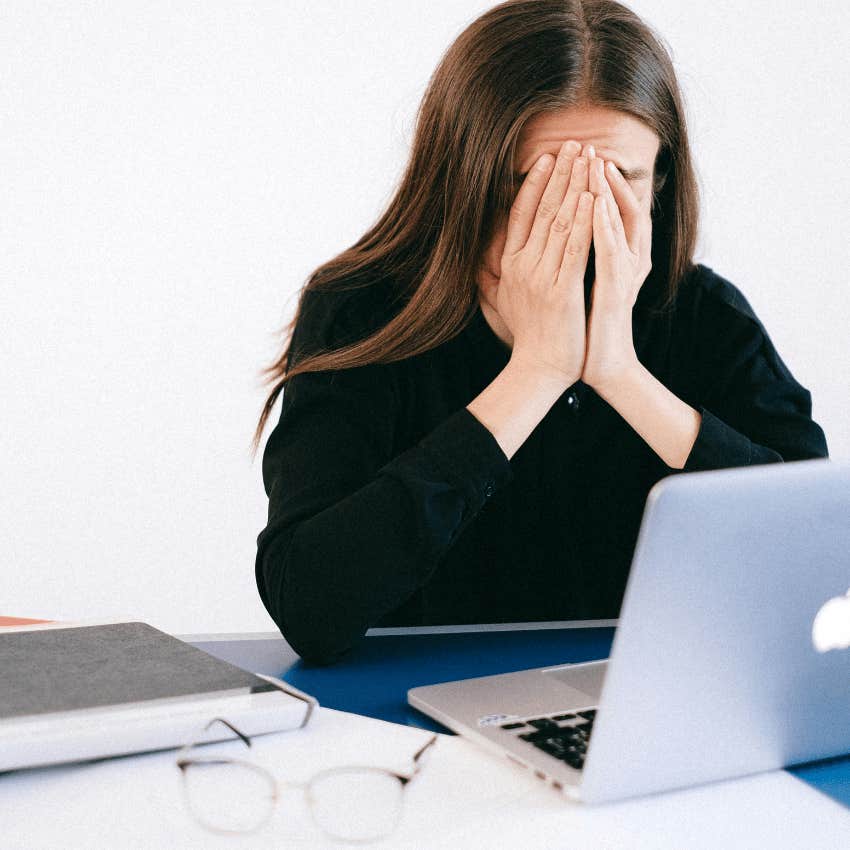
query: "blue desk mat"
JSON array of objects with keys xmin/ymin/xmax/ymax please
[{"xmin": 280, "ymin": 627, "xmax": 850, "ymax": 810}]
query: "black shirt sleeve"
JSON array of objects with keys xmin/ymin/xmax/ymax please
[
  {"xmin": 255, "ymin": 291, "xmax": 514, "ymax": 665},
  {"xmin": 674, "ymin": 283, "xmax": 829, "ymax": 472}
]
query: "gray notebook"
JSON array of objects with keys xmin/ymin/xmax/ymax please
[{"xmin": 0, "ymin": 619, "xmax": 316, "ymax": 773}]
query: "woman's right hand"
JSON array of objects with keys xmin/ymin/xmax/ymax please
[{"xmin": 495, "ymin": 139, "xmax": 594, "ymax": 387}]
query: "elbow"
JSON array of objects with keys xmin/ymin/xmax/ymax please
[
  {"xmin": 255, "ymin": 536, "xmax": 363, "ymax": 667},
  {"xmin": 279, "ymin": 590, "xmax": 362, "ymax": 666},
  {"xmin": 285, "ymin": 635, "xmax": 355, "ymax": 667}
]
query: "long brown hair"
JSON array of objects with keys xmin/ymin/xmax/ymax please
[{"xmin": 249, "ymin": 0, "xmax": 699, "ymax": 459}]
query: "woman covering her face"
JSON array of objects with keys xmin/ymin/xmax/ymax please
[{"xmin": 251, "ymin": 0, "xmax": 829, "ymax": 665}]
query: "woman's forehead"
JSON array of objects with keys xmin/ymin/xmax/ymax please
[{"xmin": 515, "ymin": 105, "xmax": 660, "ymax": 176}]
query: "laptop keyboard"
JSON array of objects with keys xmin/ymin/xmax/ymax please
[{"xmin": 500, "ymin": 709, "xmax": 596, "ymax": 770}]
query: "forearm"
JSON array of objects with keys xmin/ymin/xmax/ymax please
[
  {"xmin": 594, "ymin": 362, "xmax": 702, "ymax": 470},
  {"xmin": 270, "ymin": 472, "xmax": 459, "ymax": 664},
  {"xmin": 467, "ymin": 354, "xmax": 573, "ymax": 461},
  {"xmin": 257, "ymin": 404, "xmax": 515, "ymax": 665},
  {"xmin": 262, "ymin": 358, "xmax": 572, "ymax": 664}
]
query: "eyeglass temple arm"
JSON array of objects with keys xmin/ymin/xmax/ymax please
[
  {"xmin": 253, "ymin": 673, "xmax": 319, "ymax": 728},
  {"xmin": 176, "ymin": 677, "xmax": 320, "ymax": 765},
  {"xmin": 398, "ymin": 734, "xmax": 439, "ymax": 786}
]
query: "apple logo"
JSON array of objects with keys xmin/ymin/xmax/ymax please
[{"xmin": 812, "ymin": 588, "xmax": 850, "ymax": 652}]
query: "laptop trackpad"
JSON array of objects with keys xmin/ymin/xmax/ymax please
[{"xmin": 542, "ymin": 661, "xmax": 607, "ymax": 703}]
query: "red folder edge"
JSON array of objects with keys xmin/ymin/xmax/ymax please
[{"xmin": 0, "ymin": 616, "xmax": 59, "ymax": 627}]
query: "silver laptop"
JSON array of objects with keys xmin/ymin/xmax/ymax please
[{"xmin": 408, "ymin": 458, "xmax": 850, "ymax": 804}]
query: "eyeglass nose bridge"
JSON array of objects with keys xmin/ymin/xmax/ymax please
[{"xmin": 274, "ymin": 774, "xmax": 310, "ymax": 793}]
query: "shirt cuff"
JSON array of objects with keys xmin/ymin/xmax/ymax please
[
  {"xmin": 417, "ymin": 406, "xmax": 514, "ymax": 508},
  {"xmin": 681, "ymin": 405, "xmax": 783, "ymax": 472}
]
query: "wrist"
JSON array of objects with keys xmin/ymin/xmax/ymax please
[
  {"xmin": 591, "ymin": 359, "xmax": 645, "ymax": 401},
  {"xmin": 507, "ymin": 352, "xmax": 576, "ymax": 394}
]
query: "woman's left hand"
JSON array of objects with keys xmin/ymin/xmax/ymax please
[{"xmin": 580, "ymin": 155, "xmax": 653, "ymax": 393}]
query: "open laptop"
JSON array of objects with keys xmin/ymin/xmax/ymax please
[{"xmin": 408, "ymin": 457, "xmax": 850, "ymax": 804}]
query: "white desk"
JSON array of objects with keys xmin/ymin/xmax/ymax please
[{"xmin": 2, "ymin": 631, "xmax": 848, "ymax": 849}]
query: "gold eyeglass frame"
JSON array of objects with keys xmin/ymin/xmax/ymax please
[{"xmin": 174, "ymin": 675, "xmax": 438, "ymax": 843}]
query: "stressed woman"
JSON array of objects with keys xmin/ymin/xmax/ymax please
[{"xmin": 250, "ymin": 0, "xmax": 829, "ymax": 665}]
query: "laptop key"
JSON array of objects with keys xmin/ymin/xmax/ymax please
[
  {"xmin": 519, "ymin": 730, "xmax": 549, "ymax": 743},
  {"xmin": 552, "ymin": 713, "xmax": 577, "ymax": 721},
  {"xmin": 577, "ymin": 710, "xmax": 596, "ymax": 720},
  {"xmin": 528, "ymin": 718, "xmax": 560, "ymax": 732},
  {"xmin": 558, "ymin": 726, "xmax": 579, "ymax": 742},
  {"xmin": 500, "ymin": 722, "xmax": 526, "ymax": 730},
  {"xmin": 534, "ymin": 739, "xmax": 567, "ymax": 757}
]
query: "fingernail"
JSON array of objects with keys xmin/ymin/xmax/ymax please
[{"xmin": 587, "ymin": 144, "xmax": 596, "ymax": 158}]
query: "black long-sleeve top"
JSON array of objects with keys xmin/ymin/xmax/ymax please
[{"xmin": 255, "ymin": 263, "xmax": 829, "ymax": 664}]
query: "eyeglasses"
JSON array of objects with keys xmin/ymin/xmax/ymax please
[{"xmin": 175, "ymin": 715, "xmax": 438, "ymax": 843}]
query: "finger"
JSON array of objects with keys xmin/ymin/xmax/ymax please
[
  {"xmin": 502, "ymin": 154, "xmax": 556, "ymax": 256},
  {"xmin": 524, "ymin": 140, "xmax": 583, "ymax": 260},
  {"xmin": 628, "ymin": 200, "xmax": 652, "ymax": 281},
  {"xmin": 638, "ymin": 208, "xmax": 652, "ymax": 268},
  {"xmin": 599, "ymin": 170, "xmax": 629, "ymax": 251},
  {"xmin": 587, "ymin": 147, "xmax": 601, "ymax": 195},
  {"xmin": 537, "ymin": 155, "xmax": 590, "ymax": 280},
  {"xmin": 603, "ymin": 161, "xmax": 641, "ymax": 255},
  {"xmin": 593, "ymin": 195, "xmax": 617, "ymax": 277},
  {"xmin": 555, "ymin": 191, "xmax": 594, "ymax": 286}
]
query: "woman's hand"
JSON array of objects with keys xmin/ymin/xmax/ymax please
[
  {"xmin": 580, "ymin": 152, "xmax": 653, "ymax": 393},
  {"xmin": 487, "ymin": 139, "xmax": 594, "ymax": 389}
]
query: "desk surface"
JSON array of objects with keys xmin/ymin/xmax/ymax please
[{"xmin": 179, "ymin": 627, "xmax": 850, "ymax": 811}]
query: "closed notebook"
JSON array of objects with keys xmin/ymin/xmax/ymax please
[{"xmin": 0, "ymin": 619, "xmax": 316, "ymax": 773}]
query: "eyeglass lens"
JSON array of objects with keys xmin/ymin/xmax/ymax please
[
  {"xmin": 182, "ymin": 761, "xmax": 405, "ymax": 841},
  {"xmin": 181, "ymin": 760, "xmax": 276, "ymax": 833}
]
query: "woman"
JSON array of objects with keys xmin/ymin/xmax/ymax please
[{"xmin": 250, "ymin": 0, "xmax": 829, "ymax": 665}]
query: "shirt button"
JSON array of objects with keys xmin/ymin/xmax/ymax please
[
  {"xmin": 566, "ymin": 391, "xmax": 580, "ymax": 412},
  {"xmin": 484, "ymin": 482, "xmax": 495, "ymax": 499}
]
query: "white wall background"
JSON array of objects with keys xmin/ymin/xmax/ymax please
[{"xmin": 2, "ymin": 1, "xmax": 848, "ymax": 634}]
